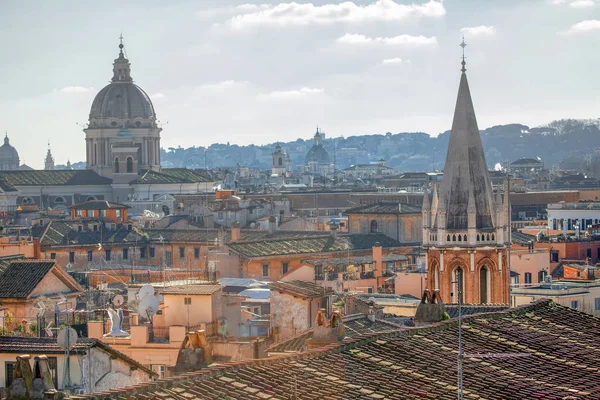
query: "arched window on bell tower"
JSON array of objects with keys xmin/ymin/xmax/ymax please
[
  {"xmin": 480, "ymin": 265, "xmax": 490, "ymax": 304},
  {"xmin": 452, "ymin": 267, "xmax": 464, "ymax": 304},
  {"xmin": 126, "ymin": 156, "xmax": 134, "ymax": 173},
  {"xmin": 114, "ymin": 157, "xmax": 120, "ymax": 173}
]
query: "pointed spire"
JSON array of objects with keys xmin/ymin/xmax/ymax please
[
  {"xmin": 430, "ymin": 183, "xmax": 439, "ymax": 228},
  {"xmin": 438, "ymin": 40, "xmax": 495, "ymax": 231},
  {"xmin": 45, "ymin": 141, "xmax": 55, "ymax": 171}
]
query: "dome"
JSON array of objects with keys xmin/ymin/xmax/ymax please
[
  {"xmin": 87, "ymin": 40, "xmax": 157, "ymax": 129},
  {"xmin": 89, "ymin": 83, "xmax": 156, "ymax": 127},
  {"xmin": 0, "ymin": 135, "xmax": 20, "ymax": 170},
  {"xmin": 305, "ymin": 145, "xmax": 330, "ymax": 164},
  {"xmin": 305, "ymin": 128, "xmax": 330, "ymax": 164}
]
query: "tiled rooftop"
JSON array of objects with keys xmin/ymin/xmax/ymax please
[
  {"xmin": 162, "ymin": 284, "xmax": 222, "ymax": 295},
  {"xmin": 0, "ymin": 336, "xmax": 156, "ymax": 378},
  {"xmin": 344, "ymin": 202, "xmax": 421, "ymax": 215},
  {"xmin": 73, "ymin": 300, "xmax": 600, "ymax": 399},
  {"xmin": 69, "ymin": 200, "xmax": 129, "ymax": 210},
  {"xmin": 269, "ymin": 280, "xmax": 335, "ymax": 299},
  {"xmin": 0, "ymin": 260, "xmax": 82, "ymax": 298},
  {"xmin": 131, "ymin": 168, "xmax": 212, "ymax": 184},
  {"xmin": 228, "ymin": 233, "xmax": 403, "ymax": 258},
  {"xmin": 0, "ymin": 170, "xmax": 112, "ymax": 188}
]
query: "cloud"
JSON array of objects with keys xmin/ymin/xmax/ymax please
[
  {"xmin": 460, "ymin": 25, "xmax": 496, "ymax": 38},
  {"xmin": 337, "ymin": 33, "xmax": 437, "ymax": 46},
  {"xmin": 382, "ymin": 57, "xmax": 409, "ymax": 65},
  {"xmin": 199, "ymin": 80, "xmax": 249, "ymax": 91},
  {"xmin": 197, "ymin": 3, "xmax": 271, "ymax": 20},
  {"xmin": 56, "ymin": 86, "xmax": 94, "ymax": 94},
  {"xmin": 559, "ymin": 19, "xmax": 600, "ymax": 35},
  {"xmin": 257, "ymin": 87, "xmax": 324, "ymax": 101},
  {"xmin": 552, "ymin": 0, "xmax": 595, "ymax": 6},
  {"xmin": 570, "ymin": 0, "xmax": 595, "ymax": 7},
  {"xmin": 150, "ymin": 93, "xmax": 166, "ymax": 100},
  {"xmin": 224, "ymin": 0, "xmax": 445, "ymax": 30}
]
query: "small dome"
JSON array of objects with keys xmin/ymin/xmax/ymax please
[
  {"xmin": 0, "ymin": 135, "xmax": 20, "ymax": 170},
  {"xmin": 305, "ymin": 144, "xmax": 330, "ymax": 164},
  {"xmin": 305, "ymin": 128, "xmax": 330, "ymax": 164}
]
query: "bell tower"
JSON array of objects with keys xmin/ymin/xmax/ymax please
[{"xmin": 422, "ymin": 39, "xmax": 509, "ymax": 305}]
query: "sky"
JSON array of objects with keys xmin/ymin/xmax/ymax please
[{"xmin": 0, "ymin": 0, "xmax": 598, "ymax": 168}]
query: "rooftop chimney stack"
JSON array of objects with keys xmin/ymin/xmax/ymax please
[
  {"xmin": 268, "ymin": 216, "xmax": 277, "ymax": 234},
  {"xmin": 231, "ymin": 221, "xmax": 241, "ymax": 242}
]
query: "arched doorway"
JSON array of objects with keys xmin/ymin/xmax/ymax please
[{"xmin": 480, "ymin": 266, "xmax": 490, "ymax": 304}]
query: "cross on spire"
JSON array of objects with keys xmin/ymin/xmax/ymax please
[{"xmin": 460, "ymin": 36, "xmax": 467, "ymax": 73}]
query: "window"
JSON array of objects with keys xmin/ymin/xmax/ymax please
[
  {"xmin": 116, "ymin": 209, "xmax": 121, "ymax": 219},
  {"xmin": 217, "ymin": 212, "xmax": 224, "ymax": 220},
  {"xmin": 78, "ymin": 225, "xmax": 83, "ymax": 232},
  {"xmin": 114, "ymin": 157, "xmax": 120, "ymax": 173},
  {"xmin": 166, "ymin": 251, "xmax": 172, "ymax": 266},
  {"xmin": 93, "ymin": 225, "xmax": 98, "ymax": 232},
  {"xmin": 282, "ymin": 262, "xmax": 289, "ymax": 275},
  {"xmin": 550, "ymin": 251, "xmax": 559, "ymax": 263},
  {"xmin": 50, "ymin": 253, "xmax": 56, "ymax": 260},
  {"xmin": 151, "ymin": 365, "xmax": 166, "ymax": 380},
  {"xmin": 184, "ymin": 297, "xmax": 192, "ymax": 305},
  {"xmin": 105, "ymin": 249, "xmax": 111, "ymax": 261},
  {"xmin": 194, "ymin": 248, "xmax": 200, "ymax": 259},
  {"xmin": 149, "ymin": 247, "xmax": 154, "ymax": 259},
  {"xmin": 86, "ymin": 196, "xmax": 97, "ymax": 202},
  {"xmin": 587, "ymin": 248, "xmax": 592, "ymax": 260},
  {"xmin": 140, "ymin": 247, "xmax": 146, "ymax": 259},
  {"xmin": 100, "ymin": 210, "xmax": 107, "ymax": 218},
  {"xmin": 77, "ymin": 210, "xmax": 83, "ymax": 217},
  {"xmin": 538, "ymin": 270, "xmax": 547, "ymax": 283},
  {"xmin": 179, "ymin": 247, "xmax": 185, "ymax": 259},
  {"xmin": 571, "ymin": 300, "xmax": 579, "ymax": 309},
  {"xmin": 69, "ymin": 252, "xmax": 75, "ymax": 263},
  {"xmin": 87, "ymin": 210, "xmax": 95, "ymax": 218},
  {"xmin": 54, "ymin": 197, "xmax": 65, "ymax": 204},
  {"xmin": 5, "ymin": 361, "xmax": 16, "ymax": 387},
  {"xmin": 123, "ymin": 248, "xmax": 129, "ymax": 260},
  {"xmin": 595, "ymin": 298, "xmax": 600, "ymax": 311},
  {"xmin": 262, "ymin": 264, "xmax": 270, "ymax": 277},
  {"xmin": 126, "ymin": 157, "xmax": 134, "ymax": 173},
  {"xmin": 370, "ymin": 220, "xmax": 378, "ymax": 233},
  {"xmin": 88, "ymin": 250, "xmax": 93, "ymax": 262},
  {"xmin": 524, "ymin": 272, "xmax": 532, "ymax": 285}
]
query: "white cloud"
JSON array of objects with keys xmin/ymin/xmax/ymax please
[
  {"xmin": 224, "ymin": 0, "xmax": 445, "ymax": 30},
  {"xmin": 199, "ymin": 80, "xmax": 249, "ymax": 91},
  {"xmin": 337, "ymin": 33, "xmax": 437, "ymax": 46},
  {"xmin": 382, "ymin": 57, "xmax": 408, "ymax": 65},
  {"xmin": 559, "ymin": 19, "xmax": 600, "ymax": 35},
  {"xmin": 570, "ymin": 0, "xmax": 595, "ymax": 8},
  {"xmin": 257, "ymin": 87, "xmax": 324, "ymax": 101},
  {"xmin": 460, "ymin": 25, "xmax": 496, "ymax": 38},
  {"xmin": 56, "ymin": 86, "xmax": 93, "ymax": 94},
  {"xmin": 150, "ymin": 93, "xmax": 166, "ymax": 100},
  {"xmin": 552, "ymin": 0, "xmax": 595, "ymax": 6}
]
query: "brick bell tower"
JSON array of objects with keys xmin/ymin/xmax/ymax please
[{"xmin": 422, "ymin": 40, "xmax": 509, "ymax": 305}]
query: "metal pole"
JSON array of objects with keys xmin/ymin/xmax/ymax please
[
  {"xmin": 457, "ymin": 269, "xmax": 463, "ymax": 400},
  {"xmin": 506, "ymin": 160, "xmax": 512, "ymax": 307}
]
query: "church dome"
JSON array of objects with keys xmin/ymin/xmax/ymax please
[
  {"xmin": 88, "ymin": 40, "xmax": 156, "ymax": 129},
  {"xmin": 0, "ymin": 134, "xmax": 20, "ymax": 171},
  {"xmin": 305, "ymin": 129, "xmax": 330, "ymax": 164}
]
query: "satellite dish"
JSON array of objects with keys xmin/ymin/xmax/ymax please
[
  {"xmin": 138, "ymin": 295, "xmax": 159, "ymax": 320},
  {"xmin": 112, "ymin": 295, "xmax": 124, "ymax": 307},
  {"xmin": 65, "ymin": 263, "xmax": 72, "ymax": 271},
  {"xmin": 138, "ymin": 284, "xmax": 155, "ymax": 300},
  {"xmin": 57, "ymin": 327, "xmax": 78, "ymax": 350}
]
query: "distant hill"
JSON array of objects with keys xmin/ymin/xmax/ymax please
[{"xmin": 156, "ymin": 118, "xmax": 600, "ymax": 172}]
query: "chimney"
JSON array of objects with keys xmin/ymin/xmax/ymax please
[
  {"xmin": 231, "ymin": 221, "xmax": 241, "ymax": 242},
  {"xmin": 268, "ymin": 216, "xmax": 277, "ymax": 234},
  {"xmin": 305, "ymin": 309, "xmax": 345, "ymax": 350},
  {"xmin": 372, "ymin": 242, "xmax": 383, "ymax": 278},
  {"xmin": 330, "ymin": 224, "xmax": 338, "ymax": 238},
  {"xmin": 367, "ymin": 306, "xmax": 376, "ymax": 322}
]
